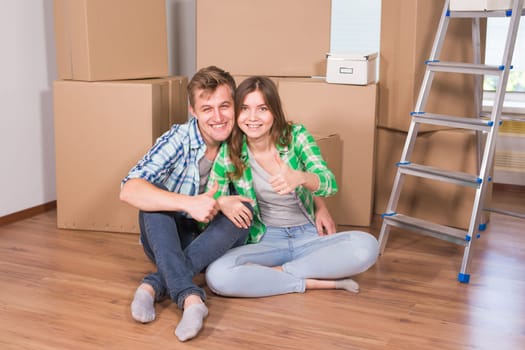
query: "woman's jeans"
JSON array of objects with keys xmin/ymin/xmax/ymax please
[
  {"xmin": 205, "ymin": 223, "xmax": 379, "ymax": 298},
  {"xmin": 139, "ymin": 208, "xmax": 249, "ymax": 309}
]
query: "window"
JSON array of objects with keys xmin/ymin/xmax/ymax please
[
  {"xmin": 484, "ymin": 17, "xmax": 525, "ymax": 93},
  {"xmin": 483, "ymin": 16, "xmax": 525, "ymax": 112}
]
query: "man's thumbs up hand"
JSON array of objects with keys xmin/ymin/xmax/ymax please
[{"xmin": 186, "ymin": 181, "xmax": 220, "ymax": 223}]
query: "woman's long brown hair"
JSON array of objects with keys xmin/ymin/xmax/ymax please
[{"xmin": 228, "ymin": 76, "xmax": 292, "ymax": 179}]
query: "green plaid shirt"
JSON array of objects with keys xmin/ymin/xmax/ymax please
[{"xmin": 208, "ymin": 124, "xmax": 338, "ymax": 243}]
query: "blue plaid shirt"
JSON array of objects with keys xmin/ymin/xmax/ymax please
[{"xmin": 122, "ymin": 117, "xmax": 206, "ymax": 196}]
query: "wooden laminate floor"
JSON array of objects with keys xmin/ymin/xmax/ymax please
[{"xmin": 0, "ymin": 189, "xmax": 523, "ymax": 350}]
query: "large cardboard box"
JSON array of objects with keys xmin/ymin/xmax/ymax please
[
  {"xmin": 314, "ymin": 134, "xmax": 342, "ymax": 222},
  {"xmin": 54, "ymin": 77, "xmax": 188, "ymax": 234},
  {"xmin": 54, "ymin": 0, "xmax": 168, "ymax": 81},
  {"xmin": 277, "ymin": 78, "xmax": 378, "ymax": 227},
  {"xmin": 374, "ymin": 127, "xmax": 491, "ymax": 229},
  {"xmin": 196, "ymin": 0, "xmax": 331, "ymax": 77},
  {"xmin": 379, "ymin": 0, "xmax": 486, "ymax": 132}
]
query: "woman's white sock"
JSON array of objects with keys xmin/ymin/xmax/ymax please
[{"xmin": 334, "ymin": 278, "xmax": 360, "ymax": 293}]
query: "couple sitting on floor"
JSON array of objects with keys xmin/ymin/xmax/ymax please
[{"xmin": 120, "ymin": 66, "xmax": 379, "ymax": 342}]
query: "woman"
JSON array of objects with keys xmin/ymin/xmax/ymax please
[{"xmin": 205, "ymin": 76, "xmax": 378, "ymax": 297}]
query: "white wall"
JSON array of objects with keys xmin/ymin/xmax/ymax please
[
  {"xmin": 0, "ymin": 0, "xmax": 196, "ymax": 217},
  {"xmin": 166, "ymin": 0, "xmax": 196, "ymax": 78},
  {"xmin": 0, "ymin": 0, "xmax": 57, "ymax": 217}
]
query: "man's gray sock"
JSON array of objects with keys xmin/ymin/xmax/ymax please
[
  {"xmin": 131, "ymin": 288, "xmax": 156, "ymax": 323},
  {"xmin": 175, "ymin": 303, "xmax": 209, "ymax": 342},
  {"xmin": 334, "ymin": 278, "xmax": 360, "ymax": 293}
]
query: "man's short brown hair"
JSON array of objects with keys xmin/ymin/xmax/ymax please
[{"xmin": 187, "ymin": 66, "xmax": 236, "ymax": 108}]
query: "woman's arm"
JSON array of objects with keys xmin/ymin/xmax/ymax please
[
  {"xmin": 294, "ymin": 124, "xmax": 338, "ymax": 197},
  {"xmin": 313, "ymin": 196, "xmax": 336, "ymax": 235},
  {"xmin": 207, "ymin": 144, "xmax": 253, "ymax": 228}
]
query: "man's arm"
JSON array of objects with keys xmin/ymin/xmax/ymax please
[
  {"xmin": 120, "ymin": 178, "xmax": 219, "ymax": 223},
  {"xmin": 120, "ymin": 178, "xmax": 189, "ymax": 212}
]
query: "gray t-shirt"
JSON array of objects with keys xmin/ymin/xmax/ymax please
[
  {"xmin": 198, "ymin": 156, "xmax": 213, "ymax": 194},
  {"xmin": 248, "ymin": 150, "xmax": 309, "ymax": 227}
]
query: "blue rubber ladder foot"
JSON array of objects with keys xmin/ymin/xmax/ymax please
[{"xmin": 458, "ymin": 273, "xmax": 470, "ymax": 283}]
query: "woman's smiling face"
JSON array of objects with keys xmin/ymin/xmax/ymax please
[{"xmin": 237, "ymin": 90, "xmax": 274, "ymax": 142}]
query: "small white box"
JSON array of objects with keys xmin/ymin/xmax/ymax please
[
  {"xmin": 326, "ymin": 52, "xmax": 377, "ymax": 85},
  {"xmin": 450, "ymin": 0, "xmax": 521, "ymax": 11}
]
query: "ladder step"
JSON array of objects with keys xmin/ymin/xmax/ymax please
[
  {"xmin": 411, "ymin": 112, "xmax": 494, "ymax": 131},
  {"xmin": 397, "ymin": 163, "xmax": 482, "ymax": 188},
  {"xmin": 484, "ymin": 207, "xmax": 525, "ymax": 219},
  {"xmin": 448, "ymin": 8, "xmax": 525, "ymax": 18},
  {"xmin": 480, "ymin": 111, "xmax": 525, "ymax": 122},
  {"xmin": 382, "ymin": 213, "xmax": 468, "ymax": 246},
  {"xmin": 426, "ymin": 61, "xmax": 505, "ymax": 75}
]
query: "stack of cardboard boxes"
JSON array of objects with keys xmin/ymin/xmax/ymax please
[
  {"xmin": 53, "ymin": 0, "xmax": 487, "ymax": 234},
  {"xmin": 196, "ymin": 0, "xmax": 378, "ymax": 227},
  {"xmin": 53, "ymin": 0, "xmax": 188, "ymax": 233},
  {"xmin": 375, "ymin": 0, "xmax": 488, "ymax": 229}
]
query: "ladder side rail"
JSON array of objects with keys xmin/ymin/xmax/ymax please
[
  {"xmin": 472, "ymin": 17, "xmax": 483, "ymax": 119},
  {"xmin": 377, "ymin": 172, "xmax": 405, "ymax": 253},
  {"xmin": 471, "ymin": 17, "xmax": 488, "ymax": 226},
  {"xmin": 428, "ymin": 0, "xmax": 452, "ymax": 60},
  {"xmin": 497, "ymin": 0, "xmax": 524, "ymax": 81},
  {"xmin": 459, "ymin": 0, "xmax": 524, "ymax": 277},
  {"xmin": 378, "ymin": 122, "xmax": 420, "ymax": 253},
  {"xmin": 377, "ymin": 222, "xmax": 392, "ymax": 254},
  {"xmin": 379, "ymin": 0, "xmax": 452, "ymax": 254},
  {"xmin": 414, "ymin": 8, "xmax": 451, "ymax": 112},
  {"xmin": 472, "ymin": 18, "xmax": 484, "ymax": 173}
]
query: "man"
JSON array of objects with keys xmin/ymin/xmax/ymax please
[{"xmin": 120, "ymin": 66, "xmax": 250, "ymax": 342}]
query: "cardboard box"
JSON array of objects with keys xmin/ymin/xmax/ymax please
[
  {"xmin": 54, "ymin": 77, "xmax": 188, "ymax": 234},
  {"xmin": 128, "ymin": 76, "xmax": 190, "ymax": 126},
  {"xmin": 450, "ymin": 0, "xmax": 522, "ymax": 11},
  {"xmin": 374, "ymin": 127, "xmax": 492, "ymax": 229},
  {"xmin": 326, "ymin": 52, "xmax": 378, "ymax": 85},
  {"xmin": 314, "ymin": 134, "xmax": 343, "ymax": 222},
  {"xmin": 54, "ymin": 0, "xmax": 168, "ymax": 81},
  {"xmin": 277, "ymin": 78, "xmax": 378, "ymax": 227},
  {"xmin": 379, "ymin": 0, "xmax": 486, "ymax": 132},
  {"xmin": 196, "ymin": 0, "xmax": 331, "ymax": 77}
]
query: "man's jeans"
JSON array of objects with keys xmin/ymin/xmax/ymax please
[{"xmin": 138, "ymin": 206, "xmax": 249, "ymax": 309}]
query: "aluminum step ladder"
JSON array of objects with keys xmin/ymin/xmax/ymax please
[{"xmin": 378, "ymin": 0, "xmax": 524, "ymax": 283}]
